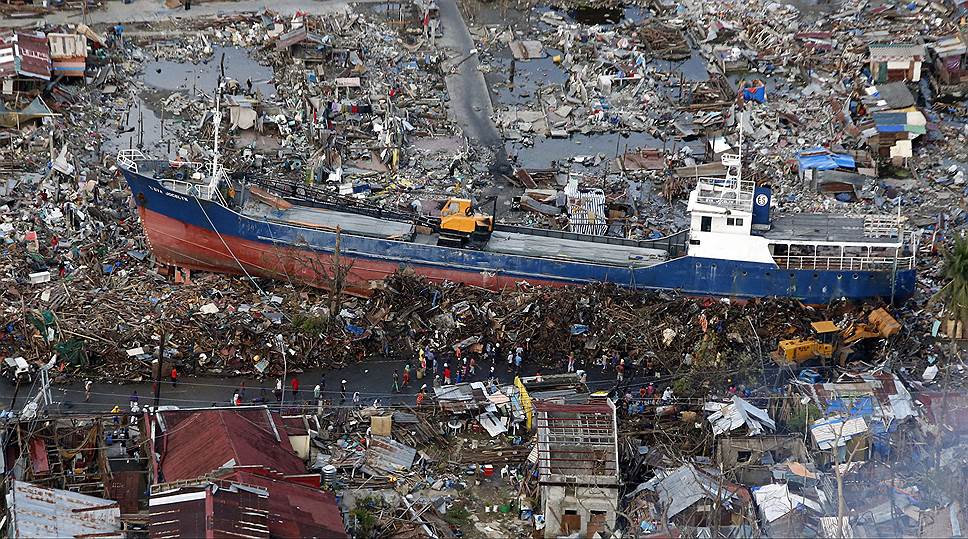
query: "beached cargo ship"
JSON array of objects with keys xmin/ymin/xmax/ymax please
[{"xmin": 116, "ymin": 148, "xmax": 916, "ymax": 304}]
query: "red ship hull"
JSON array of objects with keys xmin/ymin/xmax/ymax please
[{"xmin": 140, "ymin": 207, "xmax": 564, "ymax": 295}]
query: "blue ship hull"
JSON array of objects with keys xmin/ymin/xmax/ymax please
[{"xmin": 122, "ymin": 169, "xmax": 916, "ymax": 304}]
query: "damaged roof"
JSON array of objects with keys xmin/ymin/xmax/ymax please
[
  {"xmin": 705, "ymin": 395, "xmax": 775, "ymax": 436},
  {"xmin": 805, "ymin": 372, "xmax": 918, "ymax": 426},
  {"xmin": 157, "ymin": 407, "xmax": 305, "ymax": 482},
  {"xmin": 534, "ymin": 399, "xmax": 619, "ymax": 484},
  {"xmin": 645, "ymin": 464, "xmax": 749, "ymax": 520},
  {"xmin": 753, "ymin": 483, "xmax": 822, "ymax": 523},
  {"xmin": 149, "ymin": 481, "xmax": 270, "ymax": 539},
  {"xmin": 224, "ymin": 471, "xmax": 347, "ymax": 538},
  {"xmin": 366, "ymin": 435, "xmax": 417, "ymax": 472},
  {"xmin": 6, "ymin": 480, "xmax": 122, "ymax": 539}
]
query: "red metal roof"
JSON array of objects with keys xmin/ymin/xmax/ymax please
[
  {"xmin": 158, "ymin": 408, "xmax": 306, "ymax": 482},
  {"xmin": 224, "ymin": 471, "xmax": 347, "ymax": 539}
]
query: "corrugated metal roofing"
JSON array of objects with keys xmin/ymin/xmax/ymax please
[
  {"xmin": 810, "ymin": 416, "xmax": 868, "ymax": 450},
  {"xmin": 648, "ymin": 465, "xmax": 738, "ymax": 519},
  {"xmin": 366, "ymin": 435, "xmax": 417, "ymax": 472},
  {"xmin": 149, "ymin": 482, "xmax": 270, "ymax": 539},
  {"xmin": 6, "ymin": 480, "xmax": 122, "ymax": 539},
  {"xmin": 225, "ymin": 471, "xmax": 348, "ymax": 538},
  {"xmin": 869, "ymin": 42, "xmax": 925, "ymax": 60},
  {"xmin": 158, "ymin": 408, "xmax": 306, "ymax": 482}
]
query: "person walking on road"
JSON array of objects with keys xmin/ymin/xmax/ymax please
[
  {"xmin": 443, "ymin": 364, "xmax": 451, "ymax": 385},
  {"xmin": 567, "ymin": 352, "xmax": 575, "ymax": 373},
  {"xmin": 84, "ymin": 380, "xmax": 92, "ymax": 402},
  {"xmin": 392, "ymin": 370, "xmax": 400, "ymax": 393},
  {"xmin": 340, "ymin": 379, "xmax": 347, "ymax": 404},
  {"xmin": 314, "ymin": 384, "xmax": 321, "ymax": 402},
  {"xmin": 403, "ymin": 365, "xmax": 411, "ymax": 387},
  {"xmin": 290, "ymin": 377, "xmax": 299, "ymax": 399},
  {"xmin": 274, "ymin": 379, "xmax": 283, "ymax": 402},
  {"xmin": 170, "ymin": 367, "xmax": 178, "ymax": 388}
]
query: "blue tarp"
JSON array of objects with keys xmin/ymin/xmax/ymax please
[
  {"xmin": 825, "ymin": 396, "xmax": 874, "ymax": 417},
  {"xmin": 742, "ymin": 84, "xmax": 766, "ymax": 103},
  {"xmin": 796, "ymin": 147, "xmax": 856, "ymax": 171}
]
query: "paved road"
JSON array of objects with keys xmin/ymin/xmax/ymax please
[
  {"xmin": 436, "ymin": 0, "xmax": 501, "ymax": 147},
  {"xmin": 436, "ymin": 0, "xmax": 517, "ymax": 216},
  {"xmin": 2, "ymin": 0, "xmax": 375, "ymax": 28},
  {"xmin": 0, "ymin": 354, "xmax": 635, "ymax": 415}
]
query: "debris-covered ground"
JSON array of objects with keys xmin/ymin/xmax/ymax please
[{"xmin": 2, "ymin": 0, "xmax": 968, "ymax": 537}]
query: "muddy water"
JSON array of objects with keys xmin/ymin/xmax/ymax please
[
  {"xmin": 507, "ymin": 131, "xmax": 689, "ymax": 174},
  {"xmin": 101, "ymin": 46, "xmax": 274, "ymax": 160},
  {"xmin": 143, "ymin": 45, "xmax": 276, "ymax": 96}
]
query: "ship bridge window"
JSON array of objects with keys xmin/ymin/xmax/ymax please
[
  {"xmin": 771, "ymin": 244, "xmax": 788, "ymax": 256},
  {"xmin": 817, "ymin": 245, "xmax": 841, "ymax": 257},
  {"xmin": 844, "ymin": 246, "xmax": 868, "ymax": 257},
  {"xmin": 790, "ymin": 244, "xmax": 815, "ymax": 256},
  {"xmin": 701, "ymin": 216, "xmax": 712, "ymax": 232},
  {"xmin": 726, "ymin": 217, "xmax": 744, "ymax": 227}
]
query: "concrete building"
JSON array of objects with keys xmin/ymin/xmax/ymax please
[{"xmin": 534, "ymin": 399, "xmax": 619, "ymax": 538}]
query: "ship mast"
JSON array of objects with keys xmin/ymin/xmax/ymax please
[{"xmin": 211, "ymin": 91, "xmax": 221, "ymax": 182}]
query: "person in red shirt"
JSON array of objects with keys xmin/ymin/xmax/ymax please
[
  {"xmin": 443, "ymin": 364, "xmax": 451, "ymax": 384},
  {"xmin": 170, "ymin": 367, "xmax": 178, "ymax": 388},
  {"xmin": 291, "ymin": 377, "xmax": 299, "ymax": 398}
]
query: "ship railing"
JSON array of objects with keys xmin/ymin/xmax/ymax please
[
  {"xmin": 862, "ymin": 214, "xmax": 903, "ymax": 238},
  {"xmin": 159, "ymin": 178, "xmax": 215, "ymax": 200},
  {"xmin": 694, "ymin": 177, "xmax": 755, "ymax": 210},
  {"xmin": 773, "ymin": 255, "xmax": 915, "ymax": 272},
  {"xmin": 116, "ymin": 149, "xmax": 147, "ymax": 172}
]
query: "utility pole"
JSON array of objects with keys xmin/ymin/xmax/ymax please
[
  {"xmin": 276, "ymin": 334, "xmax": 287, "ymax": 408},
  {"xmin": 154, "ymin": 330, "xmax": 166, "ymax": 409}
]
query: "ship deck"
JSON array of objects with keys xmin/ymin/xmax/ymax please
[
  {"xmin": 244, "ymin": 202, "xmax": 416, "ymax": 240},
  {"xmin": 484, "ymin": 231, "xmax": 667, "ymax": 267},
  {"xmin": 756, "ymin": 214, "xmax": 899, "ymax": 245}
]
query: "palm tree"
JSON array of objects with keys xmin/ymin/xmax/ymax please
[
  {"xmin": 932, "ymin": 233, "xmax": 968, "ymax": 469},
  {"xmin": 936, "ymin": 234, "xmax": 968, "ymax": 333}
]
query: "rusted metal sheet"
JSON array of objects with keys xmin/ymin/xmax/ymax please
[
  {"xmin": 6, "ymin": 480, "xmax": 122, "ymax": 538},
  {"xmin": 104, "ymin": 471, "xmax": 142, "ymax": 514},
  {"xmin": 28, "ymin": 437, "xmax": 48, "ymax": 475}
]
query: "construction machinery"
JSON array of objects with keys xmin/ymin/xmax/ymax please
[
  {"xmin": 436, "ymin": 198, "xmax": 494, "ymax": 249},
  {"xmin": 774, "ymin": 308, "xmax": 900, "ymax": 365}
]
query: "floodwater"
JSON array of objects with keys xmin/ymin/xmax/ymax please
[
  {"xmin": 490, "ymin": 48, "xmax": 568, "ymax": 107},
  {"xmin": 508, "ymin": 131, "xmax": 688, "ymax": 174},
  {"xmin": 102, "ymin": 46, "xmax": 273, "ymax": 160},
  {"xmin": 101, "ymin": 94, "xmax": 172, "ymax": 158},
  {"xmin": 143, "ymin": 45, "xmax": 276, "ymax": 96}
]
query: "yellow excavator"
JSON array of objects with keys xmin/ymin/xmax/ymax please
[
  {"xmin": 436, "ymin": 198, "xmax": 494, "ymax": 249},
  {"xmin": 774, "ymin": 308, "xmax": 901, "ymax": 366}
]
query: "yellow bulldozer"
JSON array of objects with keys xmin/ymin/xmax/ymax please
[
  {"xmin": 774, "ymin": 308, "xmax": 901, "ymax": 366},
  {"xmin": 436, "ymin": 198, "xmax": 494, "ymax": 249}
]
